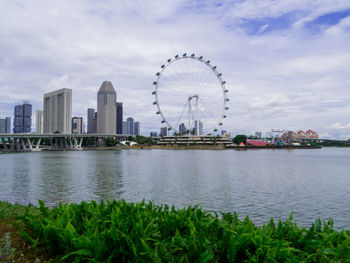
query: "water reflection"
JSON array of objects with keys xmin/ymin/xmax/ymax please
[
  {"xmin": 87, "ymin": 151, "xmax": 124, "ymax": 201},
  {"xmin": 0, "ymin": 148, "xmax": 350, "ymax": 229}
]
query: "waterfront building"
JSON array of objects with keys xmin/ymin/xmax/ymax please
[
  {"xmin": 160, "ymin": 127, "xmax": 168, "ymax": 137},
  {"xmin": 122, "ymin": 121, "xmax": 128, "ymax": 134},
  {"xmin": 179, "ymin": 123, "xmax": 186, "ymax": 134},
  {"xmin": 134, "ymin": 121, "xmax": 140, "ymax": 136},
  {"xmin": 150, "ymin": 131, "xmax": 157, "ymax": 137},
  {"xmin": 87, "ymin": 108, "xmax": 97, "ymax": 134},
  {"xmin": 158, "ymin": 135, "xmax": 232, "ymax": 146},
  {"xmin": 0, "ymin": 117, "xmax": 11, "ymax": 133},
  {"xmin": 72, "ymin": 117, "xmax": 84, "ymax": 134},
  {"xmin": 14, "ymin": 104, "xmax": 32, "ymax": 133},
  {"xmin": 116, "ymin": 102, "xmax": 123, "ymax": 134},
  {"xmin": 35, "ymin": 110, "xmax": 43, "ymax": 134},
  {"xmin": 127, "ymin": 117, "xmax": 134, "ymax": 135},
  {"xmin": 43, "ymin": 88, "xmax": 72, "ymax": 134},
  {"xmin": 194, "ymin": 120, "xmax": 203, "ymax": 135},
  {"xmin": 281, "ymin": 129, "xmax": 319, "ymax": 144},
  {"xmin": 97, "ymin": 81, "xmax": 116, "ymax": 134}
]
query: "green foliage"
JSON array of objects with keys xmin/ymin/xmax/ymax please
[
  {"xmin": 11, "ymin": 200, "xmax": 349, "ymax": 262},
  {"xmin": 133, "ymin": 135, "xmax": 153, "ymax": 145},
  {"xmin": 105, "ymin": 137, "xmax": 118, "ymax": 147},
  {"xmin": 233, "ymin": 135, "xmax": 247, "ymax": 145},
  {"xmin": 0, "ymin": 232, "xmax": 16, "ymax": 262}
]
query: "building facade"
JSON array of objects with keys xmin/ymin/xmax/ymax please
[
  {"xmin": 36, "ymin": 110, "xmax": 43, "ymax": 134},
  {"xmin": 122, "ymin": 121, "xmax": 128, "ymax": 134},
  {"xmin": 194, "ymin": 120, "xmax": 203, "ymax": 135},
  {"xmin": 160, "ymin": 127, "xmax": 168, "ymax": 137},
  {"xmin": 43, "ymin": 88, "xmax": 72, "ymax": 134},
  {"xmin": 72, "ymin": 117, "xmax": 84, "ymax": 134},
  {"xmin": 97, "ymin": 81, "xmax": 116, "ymax": 134},
  {"xmin": 150, "ymin": 131, "xmax": 157, "ymax": 137},
  {"xmin": 126, "ymin": 117, "xmax": 134, "ymax": 135},
  {"xmin": 134, "ymin": 121, "xmax": 140, "ymax": 136},
  {"xmin": 0, "ymin": 117, "xmax": 11, "ymax": 133},
  {"xmin": 116, "ymin": 102, "xmax": 123, "ymax": 134},
  {"xmin": 14, "ymin": 104, "xmax": 32, "ymax": 133},
  {"xmin": 179, "ymin": 123, "xmax": 186, "ymax": 134},
  {"xmin": 87, "ymin": 108, "xmax": 97, "ymax": 134}
]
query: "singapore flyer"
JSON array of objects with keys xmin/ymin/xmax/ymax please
[{"xmin": 152, "ymin": 53, "xmax": 229, "ymax": 136}]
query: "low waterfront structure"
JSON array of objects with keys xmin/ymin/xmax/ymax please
[
  {"xmin": 157, "ymin": 135, "xmax": 232, "ymax": 146},
  {"xmin": 282, "ymin": 129, "xmax": 319, "ymax": 144}
]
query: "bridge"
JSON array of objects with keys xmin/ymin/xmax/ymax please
[{"xmin": 0, "ymin": 133, "xmax": 135, "ymax": 152}]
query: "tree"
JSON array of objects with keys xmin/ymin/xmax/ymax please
[
  {"xmin": 105, "ymin": 137, "xmax": 118, "ymax": 147},
  {"xmin": 233, "ymin": 135, "xmax": 247, "ymax": 145},
  {"xmin": 134, "ymin": 135, "xmax": 153, "ymax": 145}
]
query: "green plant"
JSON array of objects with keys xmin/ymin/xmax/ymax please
[{"xmin": 11, "ymin": 200, "xmax": 348, "ymax": 262}]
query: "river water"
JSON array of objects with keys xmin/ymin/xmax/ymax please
[{"xmin": 0, "ymin": 148, "xmax": 349, "ymax": 229}]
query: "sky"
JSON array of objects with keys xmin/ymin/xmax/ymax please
[{"xmin": 0, "ymin": 0, "xmax": 350, "ymax": 138}]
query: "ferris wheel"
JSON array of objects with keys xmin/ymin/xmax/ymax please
[{"xmin": 152, "ymin": 53, "xmax": 229, "ymax": 135}]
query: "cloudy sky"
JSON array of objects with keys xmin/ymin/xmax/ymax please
[{"xmin": 1, "ymin": 0, "xmax": 350, "ymax": 138}]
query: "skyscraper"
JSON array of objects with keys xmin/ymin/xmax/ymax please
[
  {"xmin": 160, "ymin": 127, "xmax": 168, "ymax": 137},
  {"xmin": 150, "ymin": 131, "xmax": 157, "ymax": 137},
  {"xmin": 97, "ymin": 81, "xmax": 116, "ymax": 134},
  {"xmin": 116, "ymin": 102, "xmax": 123, "ymax": 134},
  {"xmin": 43, "ymin": 88, "xmax": 72, "ymax": 134},
  {"xmin": 179, "ymin": 123, "xmax": 186, "ymax": 134},
  {"xmin": 87, "ymin": 108, "xmax": 97, "ymax": 134},
  {"xmin": 126, "ymin": 117, "xmax": 134, "ymax": 135},
  {"xmin": 0, "ymin": 117, "xmax": 11, "ymax": 133},
  {"xmin": 194, "ymin": 120, "xmax": 203, "ymax": 135},
  {"xmin": 134, "ymin": 121, "xmax": 140, "ymax": 136},
  {"xmin": 14, "ymin": 104, "xmax": 32, "ymax": 133},
  {"xmin": 72, "ymin": 117, "xmax": 84, "ymax": 134},
  {"xmin": 36, "ymin": 110, "xmax": 43, "ymax": 134},
  {"xmin": 122, "ymin": 121, "xmax": 128, "ymax": 134}
]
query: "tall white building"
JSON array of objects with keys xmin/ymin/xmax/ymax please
[
  {"xmin": 97, "ymin": 81, "xmax": 116, "ymax": 134},
  {"xmin": 36, "ymin": 110, "xmax": 43, "ymax": 134},
  {"xmin": 43, "ymin": 88, "xmax": 72, "ymax": 134}
]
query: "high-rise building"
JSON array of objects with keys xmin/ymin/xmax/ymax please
[
  {"xmin": 122, "ymin": 121, "xmax": 128, "ymax": 134},
  {"xmin": 179, "ymin": 123, "xmax": 186, "ymax": 134},
  {"xmin": 160, "ymin": 127, "xmax": 168, "ymax": 137},
  {"xmin": 87, "ymin": 108, "xmax": 97, "ymax": 134},
  {"xmin": 194, "ymin": 120, "xmax": 203, "ymax": 135},
  {"xmin": 116, "ymin": 102, "xmax": 123, "ymax": 134},
  {"xmin": 134, "ymin": 121, "xmax": 140, "ymax": 136},
  {"xmin": 221, "ymin": 130, "xmax": 227, "ymax": 137},
  {"xmin": 14, "ymin": 104, "xmax": 32, "ymax": 133},
  {"xmin": 97, "ymin": 81, "xmax": 116, "ymax": 134},
  {"xmin": 127, "ymin": 117, "xmax": 134, "ymax": 135},
  {"xmin": 72, "ymin": 117, "xmax": 84, "ymax": 134},
  {"xmin": 36, "ymin": 110, "xmax": 43, "ymax": 134},
  {"xmin": 43, "ymin": 88, "xmax": 72, "ymax": 134},
  {"xmin": 0, "ymin": 117, "xmax": 11, "ymax": 133},
  {"xmin": 150, "ymin": 131, "xmax": 157, "ymax": 137}
]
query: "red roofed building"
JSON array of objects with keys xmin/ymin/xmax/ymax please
[{"xmin": 246, "ymin": 140, "xmax": 268, "ymax": 146}]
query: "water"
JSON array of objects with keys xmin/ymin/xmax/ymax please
[{"xmin": 0, "ymin": 148, "xmax": 349, "ymax": 229}]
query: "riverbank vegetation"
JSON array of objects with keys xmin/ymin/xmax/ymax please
[{"xmin": 0, "ymin": 200, "xmax": 349, "ymax": 262}]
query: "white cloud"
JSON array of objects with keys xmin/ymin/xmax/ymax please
[{"xmin": 0, "ymin": 1, "xmax": 350, "ymax": 138}]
